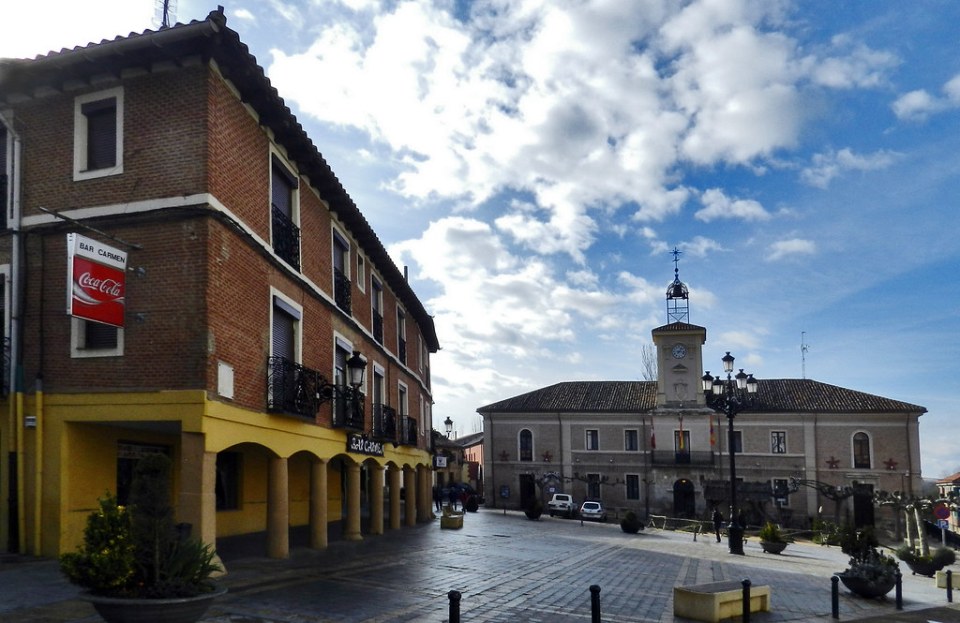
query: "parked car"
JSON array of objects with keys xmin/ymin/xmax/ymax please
[
  {"xmin": 548, "ymin": 493, "xmax": 577, "ymax": 517},
  {"xmin": 579, "ymin": 500, "xmax": 607, "ymax": 522}
]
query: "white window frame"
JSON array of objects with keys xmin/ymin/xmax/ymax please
[
  {"xmin": 74, "ymin": 87, "xmax": 124, "ymax": 181},
  {"xmin": 270, "ymin": 288, "xmax": 303, "ymax": 362},
  {"xmin": 71, "ymin": 317, "xmax": 124, "ymax": 358},
  {"xmin": 356, "ymin": 254, "xmax": 366, "ymax": 292},
  {"xmin": 624, "ymin": 429, "xmax": 639, "ymax": 452},
  {"xmin": 585, "ymin": 429, "xmax": 599, "ymax": 451},
  {"xmin": 771, "ymin": 430, "xmax": 787, "ymax": 454},
  {"xmin": 397, "ymin": 381, "xmax": 408, "ymax": 417}
]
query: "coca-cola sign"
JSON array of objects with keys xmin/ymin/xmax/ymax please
[{"xmin": 66, "ymin": 233, "xmax": 127, "ymax": 328}]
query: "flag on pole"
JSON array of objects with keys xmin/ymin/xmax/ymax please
[{"xmin": 678, "ymin": 416, "xmax": 685, "ymax": 450}]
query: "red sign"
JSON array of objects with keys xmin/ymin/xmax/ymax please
[
  {"xmin": 934, "ymin": 504, "xmax": 950, "ymax": 520},
  {"xmin": 66, "ymin": 233, "xmax": 127, "ymax": 328}
]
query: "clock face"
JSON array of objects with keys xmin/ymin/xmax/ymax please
[{"xmin": 671, "ymin": 343, "xmax": 686, "ymax": 359}]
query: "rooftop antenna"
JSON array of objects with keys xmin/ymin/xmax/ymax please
[
  {"xmin": 155, "ymin": 0, "xmax": 178, "ymax": 29},
  {"xmin": 801, "ymin": 331, "xmax": 810, "ymax": 379}
]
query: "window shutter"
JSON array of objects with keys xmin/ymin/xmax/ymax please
[
  {"xmin": 85, "ymin": 321, "xmax": 118, "ymax": 349},
  {"xmin": 83, "ymin": 100, "xmax": 117, "ymax": 170},
  {"xmin": 272, "ymin": 306, "xmax": 295, "ymax": 360}
]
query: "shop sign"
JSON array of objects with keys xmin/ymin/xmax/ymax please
[
  {"xmin": 66, "ymin": 233, "xmax": 127, "ymax": 327},
  {"xmin": 347, "ymin": 433, "xmax": 384, "ymax": 457},
  {"xmin": 435, "ymin": 455, "xmax": 448, "ymax": 468}
]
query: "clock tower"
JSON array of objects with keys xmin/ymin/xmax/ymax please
[{"xmin": 652, "ymin": 249, "xmax": 707, "ymax": 407}]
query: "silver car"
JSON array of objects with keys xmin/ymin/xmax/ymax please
[{"xmin": 579, "ymin": 500, "xmax": 607, "ymax": 522}]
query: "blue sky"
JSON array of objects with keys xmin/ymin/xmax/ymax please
[{"xmin": 4, "ymin": 1, "xmax": 958, "ymax": 478}]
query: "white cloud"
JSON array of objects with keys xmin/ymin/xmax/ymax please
[
  {"xmin": 809, "ymin": 36, "xmax": 898, "ymax": 89},
  {"xmin": 892, "ymin": 72, "xmax": 960, "ymax": 121},
  {"xmin": 233, "ymin": 8, "xmax": 256, "ymax": 22},
  {"xmin": 695, "ymin": 188, "xmax": 770, "ymax": 222},
  {"xmin": 766, "ymin": 238, "xmax": 816, "ymax": 261},
  {"xmin": 801, "ymin": 148, "xmax": 898, "ymax": 188},
  {"xmin": 682, "ymin": 236, "xmax": 724, "ymax": 257}
]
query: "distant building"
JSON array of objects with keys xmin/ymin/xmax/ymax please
[
  {"xmin": 478, "ymin": 257, "xmax": 925, "ymax": 533},
  {"xmin": 935, "ymin": 472, "xmax": 960, "ymax": 532},
  {"xmin": 0, "ymin": 8, "xmax": 439, "ymax": 558}
]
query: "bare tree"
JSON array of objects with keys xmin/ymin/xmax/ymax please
[{"xmin": 640, "ymin": 343, "xmax": 658, "ymax": 381}]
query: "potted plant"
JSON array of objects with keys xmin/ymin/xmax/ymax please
[
  {"xmin": 896, "ymin": 545, "xmax": 956, "ymax": 577},
  {"xmin": 60, "ymin": 454, "xmax": 224, "ymax": 623},
  {"xmin": 836, "ymin": 547, "xmax": 900, "ymax": 599},
  {"xmin": 758, "ymin": 522, "xmax": 788, "ymax": 554},
  {"xmin": 620, "ymin": 511, "xmax": 643, "ymax": 534},
  {"xmin": 524, "ymin": 498, "xmax": 543, "ymax": 520}
]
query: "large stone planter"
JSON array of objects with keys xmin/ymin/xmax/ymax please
[
  {"xmin": 836, "ymin": 574, "xmax": 896, "ymax": 599},
  {"xmin": 903, "ymin": 559, "xmax": 942, "ymax": 577},
  {"xmin": 760, "ymin": 540, "xmax": 787, "ymax": 554},
  {"xmin": 82, "ymin": 586, "xmax": 227, "ymax": 623}
]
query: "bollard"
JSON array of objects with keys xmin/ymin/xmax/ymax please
[
  {"xmin": 590, "ymin": 584, "xmax": 601, "ymax": 623},
  {"xmin": 831, "ymin": 575, "xmax": 839, "ymax": 619},
  {"xmin": 894, "ymin": 571, "xmax": 902, "ymax": 610},
  {"xmin": 741, "ymin": 579, "xmax": 751, "ymax": 623},
  {"xmin": 948, "ymin": 569, "xmax": 953, "ymax": 603},
  {"xmin": 448, "ymin": 590, "xmax": 461, "ymax": 623}
]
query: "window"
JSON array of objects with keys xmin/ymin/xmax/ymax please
[
  {"xmin": 587, "ymin": 473, "xmax": 601, "ymax": 499},
  {"xmin": 771, "ymin": 431, "xmax": 786, "ymax": 454},
  {"xmin": 357, "ymin": 255, "xmax": 366, "ymax": 292},
  {"xmin": 674, "ymin": 430, "xmax": 690, "ymax": 453},
  {"xmin": 772, "ymin": 478, "xmax": 789, "ymax": 507},
  {"xmin": 270, "ymin": 155, "xmax": 300, "ymax": 270},
  {"xmin": 731, "ymin": 430, "xmax": 742, "ymax": 454},
  {"xmin": 853, "ymin": 432, "xmax": 871, "ymax": 469},
  {"xmin": 216, "ymin": 452, "xmax": 241, "ymax": 510},
  {"xmin": 519, "ymin": 429, "xmax": 533, "ymax": 461},
  {"xmin": 626, "ymin": 474, "xmax": 640, "ymax": 500},
  {"xmin": 624, "ymin": 429, "xmax": 639, "ymax": 451},
  {"xmin": 271, "ymin": 296, "xmax": 300, "ymax": 361},
  {"xmin": 397, "ymin": 308, "xmax": 407, "ymax": 364},
  {"xmin": 371, "ymin": 277, "xmax": 384, "ymax": 344},
  {"xmin": 398, "ymin": 383, "xmax": 408, "ymax": 418},
  {"xmin": 74, "ymin": 87, "xmax": 123, "ymax": 180},
  {"xmin": 71, "ymin": 318, "xmax": 123, "ymax": 358},
  {"xmin": 332, "ymin": 231, "xmax": 351, "ymax": 313},
  {"xmin": 585, "ymin": 429, "xmax": 599, "ymax": 451}
]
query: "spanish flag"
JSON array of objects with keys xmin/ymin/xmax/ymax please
[{"xmin": 678, "ymin": 416, "xmax": 685, "ymax": 450}]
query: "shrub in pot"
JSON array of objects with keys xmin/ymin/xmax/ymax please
[
  {"xmin": 60, "ymin": 454, "xmax": 223, "ymax": 623},
  {"xmin": 464, "ymin": 495, "xmax": 480, "ymax": 513},
  {"xmin": 837, "ymin": 545, "xmax": 900, "ymax": 599},
  {"xmin": 896, "ymin": 545, "xmax": 956, "ymax": 577},
  {"xmin": 758, "ymin": 522, "xmax": 788, "ymax": 554},
  {"xmin": 620, "ymin": 511, "xmax": 643, "ymax": 534},
  {"xmin": 524, "ymin": 498, "xmax": 543, "ymax": 520}
]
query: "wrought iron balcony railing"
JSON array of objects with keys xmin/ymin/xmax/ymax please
[
  {"xmin": 334, "ymin": 268, "xmax": 351, "ymax": 314},
  {"xmin": 271, "ymin": 206, "xmax": 301, "ymax": 271},
  {"xmin": 373, "ymin": 404, "xmax": 397, "ymax": 442},
  {"xmin": 332, "ymin": 388, "xmax": 365, "ymax": 431},
  {"xmin": 400, "ymin": 416, "xmax": 418, "ymax": 446},
  {"xmin": 650, "ymin": 450, "xmax": 716, "ymax": 466},
  {"xmin": 266, "ymin": 355, "xmax": 321, "ymax": 418}
]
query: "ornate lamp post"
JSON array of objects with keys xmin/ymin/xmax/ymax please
[
  {"xmin": 702, "ymin": 352, "xmax": 758, "ymax": 555},
  {"xmin": 444, "ymin": 416, "xmax": 454, "ymax": 438}
]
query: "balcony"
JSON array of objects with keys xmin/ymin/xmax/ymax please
[
  {"xmin": 372, "ymin": 312, "xmax": 383, "ymax": 344},
  {"xmin": 266, "ymin": 355, "xmax": 320, "ymax": 419},
  {"xmin": 334, "ymin": 269, "xmax": 351, "ymax": 315},
  {"xmin": 332, "ymin": 389, "xmax": 365, "ymax": 431},
  {"xmin": 650, "ymin": 450, "xmax": 716, "ymax": 466},
  {"xmin": 271, "ymin": 206, "xmax": 301, "ymax": 271},
  {"xmin": 373, "ymin": 404, "xmax": 397, "ymax": 442},
  {"xmin": 400, "ymin": 416, "xmax": 417, "ymax": 446}
]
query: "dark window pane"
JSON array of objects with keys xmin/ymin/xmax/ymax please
[{"xmin": 85, "ymin": 321, "xmax": 117, "ymax": 349}]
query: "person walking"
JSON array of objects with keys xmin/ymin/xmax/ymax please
[
  {"xmin": 712, "ymin": 507, "xmax": 723, "ymax": 543},
  {"xmin": 448, "ymin": 485, "xmax": 459, "ymax": 510},
  {"xmin": 433, "ymin": 485, "xmax": 442, "ymax": 512}
]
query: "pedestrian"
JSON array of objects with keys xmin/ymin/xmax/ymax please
[
  {"xmin": 712, "ymin": 507, "xmax": 723, "ymax": 543},
  {"xmin": 448, "ymin": 485, "xmax": 459, "ymax": 510},
  {"xmin": 433, "ymin": 485, "xmax": 442, "ymax": 512}
]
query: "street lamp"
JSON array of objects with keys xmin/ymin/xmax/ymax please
[
  {"xmin": 444, "ymin": 416, "xmax": 454, "ymax": 438},
  {"xmin": 702, "ymin": 352, "xmax": 758, "ymax": 555}
]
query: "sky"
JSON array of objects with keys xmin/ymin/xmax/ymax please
[{"xmin": 3, "ymin": 1, "xmax": 958, "ymax": 478}]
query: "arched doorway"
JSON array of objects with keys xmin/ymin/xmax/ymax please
[{"xmin": 673, "ymin": 479, "xmax": 696, "ymax": 518}]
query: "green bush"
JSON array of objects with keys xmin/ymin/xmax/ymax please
[
  {"xmin": 758, "ymin": 522, "xmax": 785, "ymax": 543},
  {"xmin": 60, "ymin": 454, "xmax": 221, "ymax": 598}
]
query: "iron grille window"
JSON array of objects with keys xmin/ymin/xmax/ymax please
[
  {"xmin": 374, "ymin": 404, "xmax": 397, "ymax": 441},
  {"xmin": 771, "ymin": 431, "xmax": 786, "ymax": 454},
  {"xmin": 271, "ymin": 206, "xmax": 301, "ymax": 271},
  {"xmin": 266, "ymin": 355, "xmax": 321, "ymax": 418}
]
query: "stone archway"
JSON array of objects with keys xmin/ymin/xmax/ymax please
[{"xmin": 673, "ymin": 478, "xmax": 696, "ymax": 518}]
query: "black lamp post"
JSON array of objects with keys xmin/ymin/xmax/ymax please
[
  {"xmin": 444, "ymin": 416, "xmax": 454, "ymax": 438},
  {"xmin": 702, "ymin": 352, "xmax": 757, "ymax": 555}
]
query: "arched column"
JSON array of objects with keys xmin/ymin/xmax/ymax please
[
  {"xmin": 178, "ymin": 432, "xmax": 217, "ymax": 547},
  {"xmin": 310, "ymin": 459, "xmax": 328, "ymax": 549},
  {"xmin": 418, "ymin": 464, "xmax": 432, "ymax": 522},
  {"xmin": 389, "ymin": 465, "xmax": 402, "ymax": 530},
  {"xmin": 267, "ymin": 456, "xmax": 289, "ymax": 559},
  {"xmin": 403, "ymin": 466, "xmax": 417, "ymax": 527},
  {"xmin": 344, "ymin": 461, "xmax": 363, "ymax": 541},
  {"xmin": 369, "ymin": 463, "xmax": 385, "ymax": 535}
]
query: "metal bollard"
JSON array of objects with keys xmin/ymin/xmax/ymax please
[
  {"xmin": 948, "ymin": 569, "xmax": 953, "ymax": 603},
  {"xmin": 831, "ymin": 575, "xmax": 839, "ymax": 619},
  {"xmin": 742, "ymin": 579, "xmax": 751, "ymax": 623},
  {"xmin": 895, "ymin": 571, "xmax": 902, "ymax": 610},
  {"xmin": 448, "ymin": 590, "xmax": 461, "ymax": 623},
  {"xmin": 590, "ymin": 584, "xmax": 601, "ymax": 623}
]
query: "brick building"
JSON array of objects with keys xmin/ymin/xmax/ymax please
[
  {"xmin": 479, "ymin": 262, "xmax": 925, "ymax": 534},
  {"xmin": 0, "ymin": 8, "xmax": 439, "ymax": 558}
]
